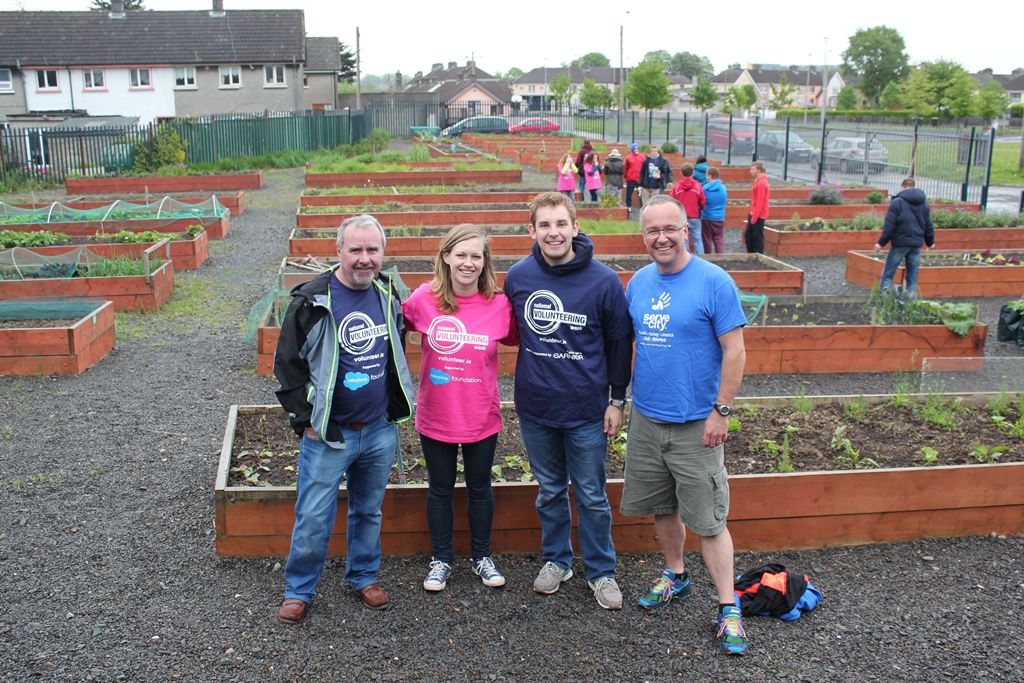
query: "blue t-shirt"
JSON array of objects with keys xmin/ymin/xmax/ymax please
[
  {"xmin": 328, "ymin": 275, "xmax": 389, "ymax": 424},
  {"xmin": 626, "ymin": 258, "xmax": 746, "ymax": 423}
]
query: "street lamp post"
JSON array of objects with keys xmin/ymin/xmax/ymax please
[{"xmin": 820, "ymin": 38, "xmax": 828, "ymax": 127}]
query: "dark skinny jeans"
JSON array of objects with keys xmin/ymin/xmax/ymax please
[{"xmin": 420, "ymin": 432, "xmax": 499, "ymax": 563}]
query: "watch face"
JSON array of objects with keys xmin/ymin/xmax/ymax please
[{"xmin": 716, "ymin": 404, "xmax": 732, "ymax": 416}]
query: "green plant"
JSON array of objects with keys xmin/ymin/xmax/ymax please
[
  {"xmin": 830, "ymin": 424, "xmax": 880, "ymax": 469},
  {"xmin": 502, "ymin": 454, "xmax": 534, "ymax": 483},
  {"xmin": 727, "ymin": 417, "xmax": 742, "ymax": 433},
  {"xmin": 849, "ymin": 212, "xmax": 885, "ymax": 231},
  {"xmin": 809, "ymin": 187, "xmax": 842, "ymax": 205},
  {"xmin": 660, "ymin": 141, "xmax": 678, "ymax": 153},
  {"xmin": 866, "ymin": 191, "xmax": 885, "ymax": 204},
  {"xmin": 918, "ymin": 446, "xmax": 938, "ymax": 466},
  {"xmin": 843, "ymin": 395, "xmax": 871, "ymax": 421},
  {"xmin": 0, "ymin": 230, "xmax": 71, "ymax": 248},
  {"xmin": 793, "ymin": 389, "xmax": 813, "ymax": 412},
  {"xmin": 869, "ymin": 286, "xmax": 978, "ymax": 336},
  {"xmin": 1007, "ymin": 300, "xmax": 1024, "ymax": 314},
  {"xmin": 991, "ymin": 414, "xmax": 1024, "ymax": 438},
  {"xmin": 738, "ymin": 402, "xmax": 761, "ymax": 418},
  {"xmin": 132, "ymin": 124, "xmax": 188, "ymax": 173},
  {"xmin": 987, "ymin": 380, "xmax": 1012, "ymax": 416},
  {"xmin": 783, "ymin": 212, "xmax": 802, "ymax": 231},
  {"xmin": 891, "ymin": 374, "xmax": 914, "ymax": 408},
  {"xmin": 777, "ymin": 432, "xmax": 795, "ymax": 473},
  {"xmin": 81, "ymin": 256, "xmax": 154, "ymax": 278},
  {"xmin": 972, "ymin": 444, "xmax": 1010, "ymax": 464},
  {"xmin": 598, "ymin": 192, "xmax": 621, "ymax": 208},
  {"xmin": 917, "ymin": 392, "xmax": 961, "ymax": 431}
]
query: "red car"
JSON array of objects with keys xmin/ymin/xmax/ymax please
[{"xmin": 509, "ymin": 117, "xmax": 560, "ymax": 134}]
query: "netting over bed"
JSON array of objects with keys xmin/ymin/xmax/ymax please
[
  {"xmin": 0, "ymin": 246, "xmax": 158, "ymax": 280},
  {"xmin": 0, "ymin": 196, "xmax": 227, "ymax": 225},
  {"xmin": 0, "ymin": 298, "xmax": 108, "ymax": 321}
]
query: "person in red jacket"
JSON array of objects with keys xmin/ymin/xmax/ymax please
[
  {"xmin": 669, "ymin": 163, "xmax": 707, "ymax": 254},
  {"xmin": 745, "ymin": 161, "xmax": 770, "ymax": 253},
  {"xmin": 623, "ymin": 143, "xmax": 646, "ymax": 210}
]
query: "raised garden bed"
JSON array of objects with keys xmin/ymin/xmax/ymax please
[
  {"xmin": 3, "ymin": 214, "xmax": 230, "ymax": 240},
  {"xmin": 0, "ymin": 242, "xmax": 175, "ymax": 311},
  {"xmin": 304, "ymin": 169, "xmax": 523, "ymax": 188},
  {"xmin": 722, "ymin": 203, "xmax": 980, "ymax": 229},
  {"xmin": 65, "ymin": 172, "xmax": 263, "ymax": 194},
  {"xmin": 846, "ymin": 249, "xmax": 1024, "ymax": 297},
  {"xmin": 214, "ymin": 391, "xmax": 1024, "ymax": 557},
  {"xmin": 15, "ymin": 192, "xmax": 246, "ymax": 215},
  {"xmin": 300, "ymin": 191, "xmax": 545, "ymax": 207},
  {"xmin": 22, "ymin": 230, "xmax": 209, "ymax": 271},
  {"xmin": 0, "ymin": 300, "xmax": 115, "ymax": 375},
  {"xmin": 295, "ymin": 205, "xmax": 627, "ymax": 228}
]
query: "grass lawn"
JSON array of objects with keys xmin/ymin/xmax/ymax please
[{"xmin": 989, "ymin": 141, "xmax": 1024, "ymax": 186}]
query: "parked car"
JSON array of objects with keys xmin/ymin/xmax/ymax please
[
  {"xmin": 509, "ymin": 117, "xmax": 560, "ymax": 134},
  {"xmin": 757, "ymin": 131, "xmax": 814, "ymax": 163},
  {"xmin": 707, "ymin": 118, "xmax": 756, "ymax": 154},
  {"xmin": 812, "ymin": 136, "xmax": 889, "ymax": 174},
  {"xmin": 441, "ymin": 115, "xmax": 509, "ymax": 137},
  {"xmin": 575, "ymin": 109, "xmax": 604, "ymax": 119}
]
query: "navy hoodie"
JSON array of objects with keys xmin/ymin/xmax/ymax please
[
  {"xmin": 879, "ymin": 188, "xmax": 935, "ymax": 248},
  {"xmin": 504, "ymin": 234, "xmax": 633, "ymax": 428}
]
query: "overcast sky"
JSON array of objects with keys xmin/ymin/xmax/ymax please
[{"xmin": 2, "ymin": 0, "xmax": 1020, "ymax": 77}]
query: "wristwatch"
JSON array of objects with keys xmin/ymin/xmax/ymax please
[
  {"xmin": 609, "ymin": 398, "xmax": 626, "ymax": 409},
  {"xmin": 713, "ymin": 403, "xmax": 732, "ymax": 416}
]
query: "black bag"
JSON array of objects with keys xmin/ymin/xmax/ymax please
[{"xmin": 997, "ymin": 304, "xmax": 1023, "ymax": 342}]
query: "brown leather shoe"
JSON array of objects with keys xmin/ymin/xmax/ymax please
[
  {"xmin": 278, "ymin": 598, "xmax": 309, "ymax": 624},
  {"xmin": 358, "ymin": 583, "xmax": 390, "ymax": 610}
]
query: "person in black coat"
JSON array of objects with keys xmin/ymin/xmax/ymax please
[{"xmin": 874, "ymin": 178, "xmax": 935, "ymax": 297}]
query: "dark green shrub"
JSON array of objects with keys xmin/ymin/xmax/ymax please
[
  {"xmin": 866, "ymin": 191, "xmax": 884, "ymax": 204},
  {"xmin": 809, "ymin": 187, "xmax": 842, "ymax": 205},
  {"xmin": 660, "ymin": 141, "xmax": 678, "ymax": 153}
]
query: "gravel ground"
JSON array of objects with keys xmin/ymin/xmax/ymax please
[{"xmin": 1, "ymin": 162, "xmax": 1023, "ymax": 682}]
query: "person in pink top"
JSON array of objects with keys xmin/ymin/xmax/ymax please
[
  {"xmin": 401, "ymin": 224, "xmax": 518, "ymax": 593},
  {"xmin": 583, "ymin": 151, "xmax": 603, "ymax": 202},
  {"xmin": 556, "ymin": 153, "xmax": 578, "ymax": 199}
]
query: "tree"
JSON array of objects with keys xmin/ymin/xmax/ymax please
[
  {"xmin": 721, "ymin": 84, "xmax": 757, "ymax": 115},
  {"xmin": 579, "ymin": 79, "xmax": 614, "ymax": 109},
  {"xmin": 338, "ymin": 43, "xmax": 356, "ymax": 83},
  {"xmin": 769, "ymin": 74, "xmax": 796, "ymax": 110},
  {"xmin": 570, "ymin": 52, "xmax": 610, "ymax": 68},
  {"xmin": 625, "ymin": 60, "xmax": 671, "ymax": 112},
  {"xmin": 690, "ymin": 77, "xmax": 719, "ymax": 114},
  {"xmin": 974, "ymin": 80, "xmax": 1010, "ymax": 120},
  {"xmin": 643, "ymin": 50, "xmax": 672, "ymax": 67},
  {"xmin": 878, "ymin": 81, "xmax": 904, "ymax": 110},
  {"xmin": 840, "ymin": 26, "xmax": 910, "ymax": 106},
  {"xmin": 904, "ymin": 60, "xmax": 975, "ymax": 119},
  {"xmin": 549, "ymin": 73, "xmax": 573, "ymax": 105},
  {"xmin": 501, "ymin": 67, "xmax": 525, "ymax": 83},
  {"xmin": 669, "ymin": 52, "xmax": 714, "ymax": 80},
  {"xmin": 90, "ymin": 0, "xmax": 144, "ymax": 7},
  {"xmin": 836, "ymin": 86, "xmax": 859, "ymax": 110}
]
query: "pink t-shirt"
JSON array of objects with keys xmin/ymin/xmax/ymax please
[{"xmin": 402, "ymin": 283, "xmax": 517, "ymax": 443}]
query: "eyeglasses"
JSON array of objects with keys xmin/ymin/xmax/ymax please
[{"xmin": 642, "ymin": 226, "xmax": 683, "ymax": 238}]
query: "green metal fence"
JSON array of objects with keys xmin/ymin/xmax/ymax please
[{"xmin": 0, "ymin": 110, "xmax": 368, "ymax": 184}]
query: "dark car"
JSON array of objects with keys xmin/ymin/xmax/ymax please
[
  {"xmin": 575, "ymin": 109, "xmax": 604, "ymax": 119},
  {"xmin": 758, "ymin": 131, "xmax": 814, "ymax": 163},
  {"xmin": 707, "ymin": 118, "xmax": 755, "ymax": 154},
  {"xmin": 441, "ymin": 115, "xmax": 509, "ymax": 137}
]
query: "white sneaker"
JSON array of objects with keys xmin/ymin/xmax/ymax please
[
  {"xmin": 472, "ymin": 556, "xmax": 506, "ymax": 588},
  {"xmin": 588, "ymin": 576, "xmax": 623, "ymax": 610},
  {"xmin": 533, "ymin": 561, "xmax": 573, "ymax": 594},
  {"xmin": 423, "ymin": 558, "xmax": 452, "ymax": 592}
]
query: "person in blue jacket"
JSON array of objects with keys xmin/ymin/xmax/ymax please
[
  {"xmin": 700, "ymin": 167, "xmax": 728, "ymax": 253},
  {"xmin": 503, "ymin": 191, "xmax": 633, "ymax": 611},
  {"xmin": 693, "ymin": 155, "xmax": 710, "ymax": 186},
  {"xmin": 874, "ymin": 177, "xmax": 935, "ymax": 297}
]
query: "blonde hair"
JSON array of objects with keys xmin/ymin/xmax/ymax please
[
  {"xmin": 529, "ymin": 191, "xmax": 577, "ymax": 226},
  {"xmin": 431, "ymin": 224, "xmax": 497, "ymax": 313}
]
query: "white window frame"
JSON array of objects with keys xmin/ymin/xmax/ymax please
[
  {"xmin": 0, "ymin": 69, "xmax": 12, "ymax": 93},
  {"xmin": 83, "ymin": 69, "xmax": 105, "ymax": 90},
  {"xmin": 219, "ymin": 66, "xmax": 241, "ymax": 89},
  {"xmin": 129, "ymin": 68, "xmax": 151, "ymax": 89},
  {"xmin": 173, "ymin": 66, "xmax": 197, "ymax": 90},
  {"xmin": 263, "ymin": 65, "xmax": 286, "ymax": 88},
  {"xmin": 36, "ymin": 69, "xmax": 59, "ymax": 90}
]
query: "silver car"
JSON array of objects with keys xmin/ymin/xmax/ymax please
[{"xmin": 813, "ymin": 136, "xmax": 889, "ymax": 174}]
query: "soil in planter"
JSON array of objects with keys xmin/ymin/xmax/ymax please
[
  {"xmin": 923, "ymin": 252, "xmax": 1024, "ymax": 267},
  {"xmin": 758, "ymin": 301, "xmax": 873, "ymax": 326},
  {"xmin": 0, "ymin": 318, "xmax": 78, "ymax": 328},
  {"xmin": 384, "ymin": 256, "xmax": 785, "ymax": 274},
  {"xmin": 229, "ymin": 395, "xmax": 1024, "ymax": 488}
]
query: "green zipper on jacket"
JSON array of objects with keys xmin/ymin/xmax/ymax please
[{"xmin": 375, "ymin": 278, "xmax": 413, "ymax": 422}]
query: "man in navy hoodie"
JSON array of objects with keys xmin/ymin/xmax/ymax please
[
  {"xmin": 504, "ymin": 191, "xmax": 633, "ymax": 610},
  {"xmin": 874, "ymin": 178, "xmax": 935, "ymax": 297}
]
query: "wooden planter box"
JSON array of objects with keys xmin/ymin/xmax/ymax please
[
  {"xmin": 0, "ymin": 300, "xmax": 115, "ymax": 376},
  {"xmin": 846, "ymin": 249, "xmax": 1024, "ymax": 297},
  {"xmin": 0, "ymin": 243, "xmax": 175, "ymax": 311},
  {"xmin": 304, "ymin": 169, "xmax": 522, "ymax": 188},
  {"xmin": 766, "ymin": 225, "xmax": 1024, "ymax": 257},
  {"xmin": 65, "ymin": 172, "xmax": 263, "ymax": 194},
  {"xmin": 214, "ymin": 394, "xmax": 1024, "ymax": 557},
  {"xmin": 744, "ymin": 295, "xmax": 987, "ymax": 373},
  {"xmin": 19, "ymin": 192, "xmax": 246, "ymax": 216},
  {"xmin": 295, "ymin": 206, "xmax": 626, "ymax": 228},
  {"xmin": 24, "ymin": 230, "xmax": 208, "ymax": 271},
  {"xmin": 300, "ymin": 191, "xmax": 544, "ymax": 207},
  {"xmin": 7, "ymin": 214, "xmax": 230, "ymax": 240}
]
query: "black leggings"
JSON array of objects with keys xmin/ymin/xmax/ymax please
[
  {"xmin": 745, "ymin": 215, "xmax": 765, "ymax": 254},
  {"xmin": 420, "ymin": 432, "xmax": 498, "ymax": 563}
]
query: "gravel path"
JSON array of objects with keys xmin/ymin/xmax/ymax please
[{"xmin": 1, "ymin": 163, "xmax": 1022, "ymax": 682}]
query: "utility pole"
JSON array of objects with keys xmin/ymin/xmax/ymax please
[
  {"xmin": 619, "ymin": 23, "xmax": 625, "ymax": 113},
  {"xmin": 820, "ymin": 38, "xmax": 828, "ymax": 127},
  {"xmin": 355, "ymin": 27, "xmax": 361, "ymax": 110}
]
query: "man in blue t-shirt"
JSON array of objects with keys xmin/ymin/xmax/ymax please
[
  {"xmin": 504, "ymin": 192, "xmax": 633, "ymax": 610},
  {"xmin": 621, "ymin": 195, "xmax": 751, "ymax": 656},
  {"xmin": 274, "ymin": 214, "xmax": 414, "ymax": 623}
]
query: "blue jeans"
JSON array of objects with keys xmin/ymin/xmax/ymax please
[
  {"xmin": 688, "ymin": 217, "xmax": 704, "ymax": 255},
  {"xmin": 880, "ymin": 245, "xmax": 922, "ymax": 295},
  {"xmin": 284, "ymin": 416, "xmax": 396, "ymax": 603},
  {"xmin": 518, "ymin": 417, "xmax": 616, "ymax": 581},
  {"xmin": 577, "ymin": 175, "xmax": 587, "ymax": 199}
]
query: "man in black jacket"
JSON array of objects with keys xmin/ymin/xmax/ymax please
[
  {"xmin": 639, "ymin": 147, "xmax": 672, "ymax": 206},
  {"xmin": 874, "ymin": 178, "xmax": 935, "ymax": 297}
]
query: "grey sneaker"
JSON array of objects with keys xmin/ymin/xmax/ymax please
[
  {"xmin": 472, "ymin": 556, "xmax": 506, "ymax": 588},
  {"xmin": 533, "ymin": 561, "xmax": 573, "ymax": 594},
  {"xmin": 588, "ymin": 576, "xmax": 623, "ymax": 610},
  {"xmin": 423, "ymin": 558, "xmax": 452, "ymax": 592}
]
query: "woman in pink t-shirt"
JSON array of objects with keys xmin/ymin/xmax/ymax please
[{"xmin": 401, "ymin": 224, "xmax": 518, "ymax": 593}]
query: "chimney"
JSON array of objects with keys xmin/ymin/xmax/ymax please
[
  {"xmin": 415, "ymin": 71, "xmax": 422, "ymax": 79},
  {"xmin": 395, "ymin": 71, "xmax": 403, "ymax": 88},
  {"xmin": 210, "ymin": 0, "xmax": 225, "ymax": 17},
  {"xmin": 448, "ymin": 61, "xmax": 456, "ymax": 70},
  {"xmin": 109, "ymin": 0, "xmax": 125, "ymax": 18},
  {"xmin": 431, "ymin": 63, "xmax": 442, "ymax": 73}
]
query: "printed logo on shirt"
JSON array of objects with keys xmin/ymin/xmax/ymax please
[
  {"xmin": 524, "ymin": 290, "xmax": 588, "ymax": 335},
  {"xmin": 337, "ymin": 311, "xmax": 387, "ymax": 355},
  {"xmin": 426, "ymin": 315, "xmax": 490, "ymax": 354},
  {"xmin": 651, "ymin": 292, "xmax": 671, "ymax": 310},
  {"xmin": 429, "ymin": 368, "xmax": 451, "ymax": 385},
  {"xmin": 643, "ymin": 291, "xmax": 672, "ymax": 332},
  {"xmin": 343, "ymin": 371, "xmax": 370, "ymax": 391}
]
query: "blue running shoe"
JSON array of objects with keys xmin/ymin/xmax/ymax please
[
  {"xmin": 638, "ymin": 569, "xmax": 692, "ymax": 611},
  {"xmin": 717, "ymin": 593, "xmax": 749, "ymax": 656}
]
